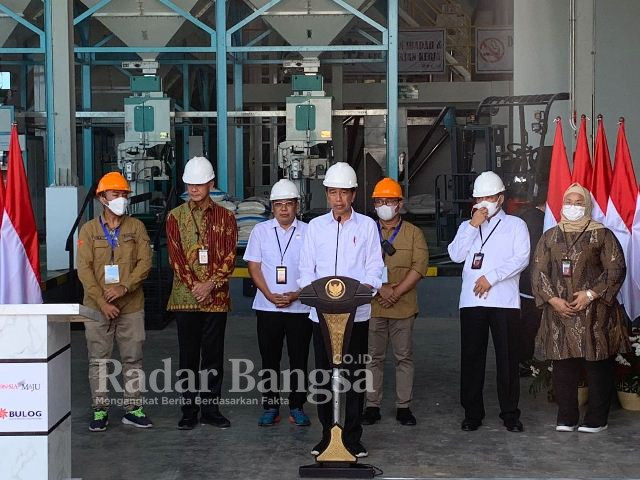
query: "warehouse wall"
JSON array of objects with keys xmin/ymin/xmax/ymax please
[
  {"xmin": 594, "ymin": 0, "xmax": 640, "ymax": 170},
  {"xmin": 513, "ymin": 0, "xmax": 571, "ymax": 151},
  {"xmin": 514, "ymin": 0, "xmax": 640, "ymax": 173}
]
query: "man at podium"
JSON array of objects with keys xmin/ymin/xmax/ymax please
[
  {"xmin": 77, "ymin": 172, "xmax": 153, "ymax": 432},
  {"xmin": 298, "ymin": 162, "xmax": 384, "ymax": 459}
]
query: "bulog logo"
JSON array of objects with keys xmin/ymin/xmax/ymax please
[{"xmin": 0, "ymin": 407, "xmax": 43, "ymax": 419}]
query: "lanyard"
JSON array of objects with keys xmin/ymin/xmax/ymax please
[
  {"xmin": 561, "ymin": 221, "xmax": 591, "ymax": 256},
  {"xmin": 478, "ymin": 219, "xmax": 501, "ymax": 252},
  {"xmin": 377, "ymin": 220, "xmax": 403, "ymax": 245},
  {"xmin": 189, "ymin": 206, "xmax": 207, "ymax": 247},
  {"xmin": 99, "ymin": 217, "xmax": 120, "ymax": 263},
  {"xmin": 274, "ymin": 226, "xmax": 296, "ymax": 265}
]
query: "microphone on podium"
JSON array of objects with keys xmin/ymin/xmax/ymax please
[{"xmin": 334, "ymin": 216, "xmax": 341, "ymax": 276}]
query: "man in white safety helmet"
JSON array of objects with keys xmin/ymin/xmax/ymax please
[
  {"xmin": 243, "ymin": 179, "xmax": 313, "ymax": 427},
  {"xmin": 299, "ymin": 162, "xmax": 384, "ymax": 459},
  {"xmin": 166, "ymin": 156, "xmax": 238, "ymax": 430},
  {"xmin": 448, "ymin": 171, "xmax": 530, "ymax": 433}
]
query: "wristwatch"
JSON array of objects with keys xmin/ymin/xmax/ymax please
[{"xmin": 585, "ymin": 290, "xmax": 595, "ymax": 302}]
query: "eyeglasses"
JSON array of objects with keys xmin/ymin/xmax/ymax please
[
  {"xmin": 272, "ymin": 200, "xmax": 297, "ymax": 209},
  {"xmin": 373, "ymin": 199, "xmax": 400, "ymax": 207}
]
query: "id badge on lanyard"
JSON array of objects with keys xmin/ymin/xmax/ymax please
[
  {"xmin": 274, "ymin": 226, "xmax": 296, "ymax": 285},
  {"xmin": 561, "ymin": 258, "xmax": 572, "ymax": 277},
  {"xmin": 276, "ymin": 266, "xmax": 287, "ymax": 284},
  {"xmin": 471, "ymin": 220, "xmax": 501, "ymax": 270},
  {"xmin": 100, "ymin": 218, "xmax": 121, "ymax": 284},
  {"xmin": 471, "ymin": 253, "xmax": 484, "ymax": 270},
  {"xmin": 198, "ymin": 248, "xmax": 209, "ymax": 265},
  {"xmin": 104, "ymin": 264, "xmax": 120, "ymax": 284}
]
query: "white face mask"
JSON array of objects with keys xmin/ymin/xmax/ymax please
[
  {"xmin": 562, "ymin": 204, "xmax": 586, "ymax": 221},
  {"xmin": 473, "ymin": 199, "xmax": 500, "ymax": 218},
  {"xmin": 104, "ymin": 197, "xmax": 129, "ymax": 216},
  {"xmin": 375, "ymin": 204, "xmax": 397, "ymax": 221}
]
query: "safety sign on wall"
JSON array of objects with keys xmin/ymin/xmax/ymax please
[
  {"xmin": 398, "ymin": 29, "xmax": 445, "ymax": 74},
  {"xmin": 476, "ymin": 27, "xmax": 513, "ymax": 73}
]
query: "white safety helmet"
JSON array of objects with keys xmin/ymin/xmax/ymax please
[
  {"xmin": 323, "ymin": 162, "xmax": 358, "ymax": 189},
  {"xmin": 472, "ymin": 171, "xmax": 506, "ymax": 198},
  {"xmin": 182, "ymin": 156, "xmax": 215, "ymax": 185},
  {"xmin": 270, "ymin": 179, "xmax": 300, "ymax": 201}
]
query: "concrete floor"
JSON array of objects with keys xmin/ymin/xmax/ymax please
[{"xmin": 70, "ymin": 278, "xmax": 640, "ymax": 480}]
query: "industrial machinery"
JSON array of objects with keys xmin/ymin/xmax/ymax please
[
  {"xmin": 116, "ymin": 62, "xmax": 174, "ymax": 213},
  {"xmin": 277, "ymin": 60, "xmax": 333, "ymax": 208}
]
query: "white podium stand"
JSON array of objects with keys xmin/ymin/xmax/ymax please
[{"xmin": 0, "ymin": 304, "xmax": 100, "ymax": 480}]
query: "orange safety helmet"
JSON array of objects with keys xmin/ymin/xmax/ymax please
[
  {"xmin": 96, "ymin": 172, "xmax": 131, "ymax": 194},
  {"xmin": 371, "ymin": 177, "xmax": 403, "ymax": 198}
]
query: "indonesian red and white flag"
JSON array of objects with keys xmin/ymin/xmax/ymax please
[
  {"xmin": 0, "ymin": 124, "xmax": 42, "ymax": 304},
  {"xmin": 591, "ymin": 116, "xmax": 613, "ymax": 224},
  {"xmin": 544, "ymin": 118, "xmax": 573, "ymax": 231},
  {"xmin": 604, "ymin": 119, "xmax": 639, "ymax": 319},
  {"xmin": 629, "ymin": 188, "xmax": 640, "ymax": 321},
  {"xmin": 572, "ymin": 115, "xmax": 593, "ymax": 187}
]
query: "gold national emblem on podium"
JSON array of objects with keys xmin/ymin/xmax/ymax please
[{"xmin": 325, "ymin": 278, "xmax": 346, "ymax": 300}]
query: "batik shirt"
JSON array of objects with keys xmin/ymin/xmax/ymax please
[{"xmin": 166, "ymin": 199, "xmax": 237, "ymax": 312}]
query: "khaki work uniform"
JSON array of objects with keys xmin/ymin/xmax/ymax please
[
  {"xmin": 77, "ymin": 214, "xmax": 152, "ymax": 409},
  {"xmin": 368, "ymin": 220, "xmax": 429, "ymax": 409}
]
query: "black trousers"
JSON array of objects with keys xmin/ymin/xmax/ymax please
[
  {"xmin": 175, "ymin": 312, "xmax": 227, "ymax": 416},
  {"xmin": 313, "ymin": 320, "xmax": 369, "ymax": 448},
  {"xmin": 553, "ymin": 357, "xmax": 614, "ymax": 426},
  {"xmin": 460, "ymin": 307, "xmax": 521, "ymax": 423},
  {"xmin": 256, "ymin": 310, "xmax": 313, "ymax": 410},
  {"xmin": 518, "ymin": 297, "xmax": 542, "ymax": 362}
]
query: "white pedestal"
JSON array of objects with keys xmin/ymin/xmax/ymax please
[{"xmin": 0, "ymin": 304, "xmax": 99, "ymax": 480}]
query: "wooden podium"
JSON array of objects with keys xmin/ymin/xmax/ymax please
[
  {"xmin": 0, "ymin": 304, "xmax": 99, "ymax": 480},
  {"xmin": 298, "ymin": 276, "xmax": 375, "ymax": 479}
]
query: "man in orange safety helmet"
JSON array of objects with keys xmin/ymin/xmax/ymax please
[
  {"xmin": 361, "ymin": 177, "xmax": 429, "ymax": 427},
  {"xmin": 77, "ymin": 172, "xmax": 153, "ymax": 432}
]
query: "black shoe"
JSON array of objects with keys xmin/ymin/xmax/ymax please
[
  {"xmin": 461, "ymin": 418, "xmax": 482, "ymax": 431},
  {"xmin": 178, "ymin": 413, "xmax": 198, "ymax": 430},
  {"xmin": 89, "ymin": 408, "xmax": 109, "ymax": 432},
  {"xmin": 360, "ymin": 406, "xmax": 381, "ymax": 425},
  {"xmin": 201, "ymin": 411, "xmax": 231, "ymax": 428},
  {"xmin": 505, "ymin": 419, "xmax": 524, "ymax": 432},
  {"xmin": 396, "ymin": 408, "xmax": 417, "ymax": 426},
  {"xmin": 348, "ymin": 442, "xmax": 368, "ymax": 458},
  {"xmin": 311, "ymin": 439, "xmax": 329, "ymax": 456}
]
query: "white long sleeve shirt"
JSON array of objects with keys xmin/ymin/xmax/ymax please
[
  {"xmin": 298, "ymin": 209, "xmax": 384, "ymax": 322},
  {"xmin": 448, "ymin": 209, "xmax": 530, "ymax": 309},
  {"xmin": 243, "ymin": 218, "xmax": 310, "ymax": 313}
]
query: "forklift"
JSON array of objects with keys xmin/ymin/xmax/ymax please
[{"xmin": 435, "ymin": 93, "xmax": 569, "ymax": 244}]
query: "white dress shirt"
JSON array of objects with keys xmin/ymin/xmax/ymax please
[
  {"xmin": 448, "ymin": 209, "xmax": 530, "ymax": 309},
  {"xmin": 243, "ymin": 217, "xmax": 310, "ymax": 313},
  {"xmin": 298, "ymin": 209, "xmax": 384, "ymax": 322}
]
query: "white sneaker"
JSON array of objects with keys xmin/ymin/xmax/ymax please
[
  {"xmin": 555, "ymin": 424, "xmax": 577, "ymax": 432},
  {"xmin": 578, "ymin": 424, "xmax": 608, "ymax": 433}
]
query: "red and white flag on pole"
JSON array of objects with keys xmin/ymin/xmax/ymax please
[
  {"xmin": 0, "ymin": 124, "xmax": 42, "ymax": 304},
  {"xmin": 572, "ymin": 115, "xmax": 593, "ymax": 187},
  {"xmin": 629, "ymin": 186, "xmax": 640, "ymax": 321},
  {"xmin": 544, "ymin": 118, "xmax": 573, "ymax": 231},
  {"xmin": 604, "ymin": 118, "xmax": 639, "ymax": 319},
  {"xmin": 591, "ymin": 115, "xmax": 613, "ymax": 224}
]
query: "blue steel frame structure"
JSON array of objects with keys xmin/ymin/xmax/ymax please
[{"xmin": 0, "ymin": 0, "xmax": 399, "ymax": 194}]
